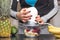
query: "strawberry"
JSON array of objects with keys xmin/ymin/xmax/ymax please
[
  {"xmin": 32, "ymin": 29, "xmax": 37, "ymax": 33},
  {"xmin": 32, "ymin": 28, "xmax": 40, "ymax": 33},
  {"xmin": 26, "ymin": 29, "xmax": 30, "ymax": 32}
]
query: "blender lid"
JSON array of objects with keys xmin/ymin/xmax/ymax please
[{"xmin": 24, "ymin": 21, "xmax": 40, "ymax": 27}]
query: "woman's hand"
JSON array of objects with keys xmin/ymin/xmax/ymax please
[
  {"xmin": 35, "ymin": 15, "xmax": 44, "ymax": 24},
  {"xmin": 16, "ymin": 8, "xmax": 32, "ymax": 22}
]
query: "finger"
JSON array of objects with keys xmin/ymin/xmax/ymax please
[
  {"xmin": 22, "ymin": 20, "xmax": 27, "ymax": 23},
  {"xmin": 22, "ymin": 17, "xmax": 31, "ymax": 23},
  {"xmin": 23, "ymin": 11, "xmax": 30, "ymax": 15},
  {"xmin": 22, "ymin": 17, "xmax": 31, "ymax": 20},
  {"xmin": 25, "ymin": 13, "xmax": 32, "ymax": 18},
  {"xmin": 35, "ymin": 17, "xmax": 44, "ymax": 23},
  {"xmin": 22, "ymin": 8, "xmax": 30, "ymax": 15},
  {"xmin": 22, "ymin": 8, "xmax": 27, "ymax": 11},
  {"xmin": 22, "ymin": 14, "xmax": 32, "ymax": 18},
  {"xmin": 21, "ymin": 8, "xmax": 29, "ymax": 15},
  {"xmin": 36, "ymin": 15, "xmax": 40, "ymax": 18},
  {"xmin": 37, "ymin": 19, "xmax": 44, "ymax": 24},
  {"xmin": 39, "ymin": 21, "xmax": 44, "ymax": 24},
  {"xmin": 20, "ymin": 8, "xmax": 27, "ymax": 14},
  {"xmin": 35, "ymin": 19, "xmax": 44, "ymax": 24},
  {"xmin": 36, "ymin": 17, "xmax": 41, "ymax": 21},
  {"xmin": 35, "ymin": 18, "xmax": 42, "ymax": 22}
]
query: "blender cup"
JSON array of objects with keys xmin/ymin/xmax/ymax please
[
  {"xmin": 23, "ymin": 7, "xmax": 40, "ymax": 37},
  {"xmin": 23, "ymin": 23, "xmax": 40, "ymax": 37}
]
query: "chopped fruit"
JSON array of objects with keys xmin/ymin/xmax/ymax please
[
  {"xmin": 24, "ymin": 29, "xmax": 39, "ymax": 37},
  {"xmin": 32, "ymin": 29, "xmax": 37, "ymax": 33},
  {"xmin": 0, "ymin": 17, "xmax": 11, "ymax": 37},
  {"xmin": 26, "ymin": 29, "xmax": 30, "ymax": 32}
]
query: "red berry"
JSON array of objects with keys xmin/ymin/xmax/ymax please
[
  {"xmin": 32, "ymin": 29, "xmax": 37, "ymax": 33},
  {"xmin": 32, "ymin": 28, "xmax": 40, "ymax": 33},
  {"xmin": 26, "ymin": 29, "xmax": 30, "ymax": 32}
]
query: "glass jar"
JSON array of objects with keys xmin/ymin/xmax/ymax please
[{"xmin": 23, "ymin": 22, "xmax": 40, "ymax": 37}]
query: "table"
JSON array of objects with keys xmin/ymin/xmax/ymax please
[{"xmin": 0, "ymin": 34, "xmax": 59, "ymax": 40}]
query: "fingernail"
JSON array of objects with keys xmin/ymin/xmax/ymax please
[
  {"xmin": 39, "ymin": 21, "xmax": 41, "ymax": 23},
  {"xmin": 35, "ymin": 20, "xmax": 37, "ymax": 21},
  {"xmin": 29, "ymin": 18, "xmax": 31, "ymax": 19},
  {"xmin": 36, "ymin": 17, "xmax": 37, "ymax": 18},
  {"xmin": 31, "ymin": 15, "xmax": 32, "ymax": 17},
  {"xmin": 29, "ymin": 11, "xmax": 31, "ymax": 12}
]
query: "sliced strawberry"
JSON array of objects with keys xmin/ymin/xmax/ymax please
[
  {"xmin": 34, "ymin": 27, "xmax": 40, "ymax": 31},
  {"xmin": 33, "ymin": 27, "xmax": 39, "ymax": 30},
  {"xmin": 32, "ymin": 29, "xmax": 40, "ymax": 33},
  {"xmin": 32, "ymin": 29, "xmax": 37, "ymax": 33},
  {"xmin": 26, "ymin": 29, "xmax": 30, "ymax": 32}
]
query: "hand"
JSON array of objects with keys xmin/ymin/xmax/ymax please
[
  {"xmin": 35, "ymin": 15, "xmax": 44, "ymax": 24},
  {"xmin": 16, "ymin": 8, "xmax": 32, "ymax": 22}
]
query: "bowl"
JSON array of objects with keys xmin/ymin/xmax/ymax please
[{"xmin": 23, "ymin": 22, "xmax": 40, "ymax": 37}]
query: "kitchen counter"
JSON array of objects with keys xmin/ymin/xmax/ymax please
[{"xmin": 0, "ymin": 34, "xmax": 59, "ymax": 40}]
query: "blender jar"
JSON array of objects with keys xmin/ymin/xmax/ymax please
[{"xmin": 23, "ymin": 22, "xmax": 40, "ymax": 37}]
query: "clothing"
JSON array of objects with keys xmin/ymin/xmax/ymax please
[
  {"xmin": 11, "ymin": 0, "xmax": 58, "ymax": 22},
  {"xmin": 11, "ymin": 0, "xmax": 54, "ymax": 17},
  {"xmin": 10, "ymin": 0, "xmax": 58, "ymax": 34}
]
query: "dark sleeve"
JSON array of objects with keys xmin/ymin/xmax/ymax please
[
  {"xmin": 10, "ymin": 0, "xmax": 17, "ymax": 19},
  {"xmin": 11, "ymin": 0, "xmax": 17, "ymax": 11},
  {"xmin": 36, "ymin": 0, "xmax": 54, "ymax": 17},
  {"xmin": 40, "ymin": 0, "xmax": 58, "ymax": 22}
]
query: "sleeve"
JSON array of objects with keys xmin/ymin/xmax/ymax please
[
  {"xmin": 10, "ymin": 0, "xmax": 18, "ymax": 19},
  {"xmin": 10, "ymin": 9, "xmax": 18, "ymax": 19},
  {"xmin": 41, "ymin": 0, "xmax": 58, "ymax": 22}
]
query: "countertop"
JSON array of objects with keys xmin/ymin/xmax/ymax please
[{"xmin": 0, "ymin": 34, "xmax": 59, "ymax": 40}]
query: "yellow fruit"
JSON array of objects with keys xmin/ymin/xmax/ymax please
[
  {"xmin": 48, "ymin": 25, "xmax": 54, "ymax": 29},
  {"xmin": 53, "ymin": 34, "xmax": 60, "ymax": 38},
  {"xmin": 48, "ymin": 25, "xmax": 60, "ymax": 29},
  {"xmin": 48, "ymin": 28, "xmax": 60, "ymax": 34},
  {"xmin": 48, "ymin": 25, "xmax": 60, "ymax": 34},
  {"xmin": 0, "ymin": 38, "xmax": 11, "ymax": 40},
  {"xmin": 0, "ymin": 0, "xmax": 11, "ymax": 37},
  {"xmin": 0, "ymin": 17, "xmax": 11, "ymax": 37}
]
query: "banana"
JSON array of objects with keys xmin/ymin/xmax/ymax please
[
  {"xmin": 48, "ymin": 25, "xmax": 60, "ymax": 29},
  {"xmin": 48, "ymin": 25, "xmax": 60, "ymax": 34},
  {"xmin": 53, "ymin": 34, "xmax": 60, "ymax": 38}
]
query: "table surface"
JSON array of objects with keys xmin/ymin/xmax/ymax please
[{"xmin": 0, "ymin": 34, "xmax": 59, "ymax": 40}]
